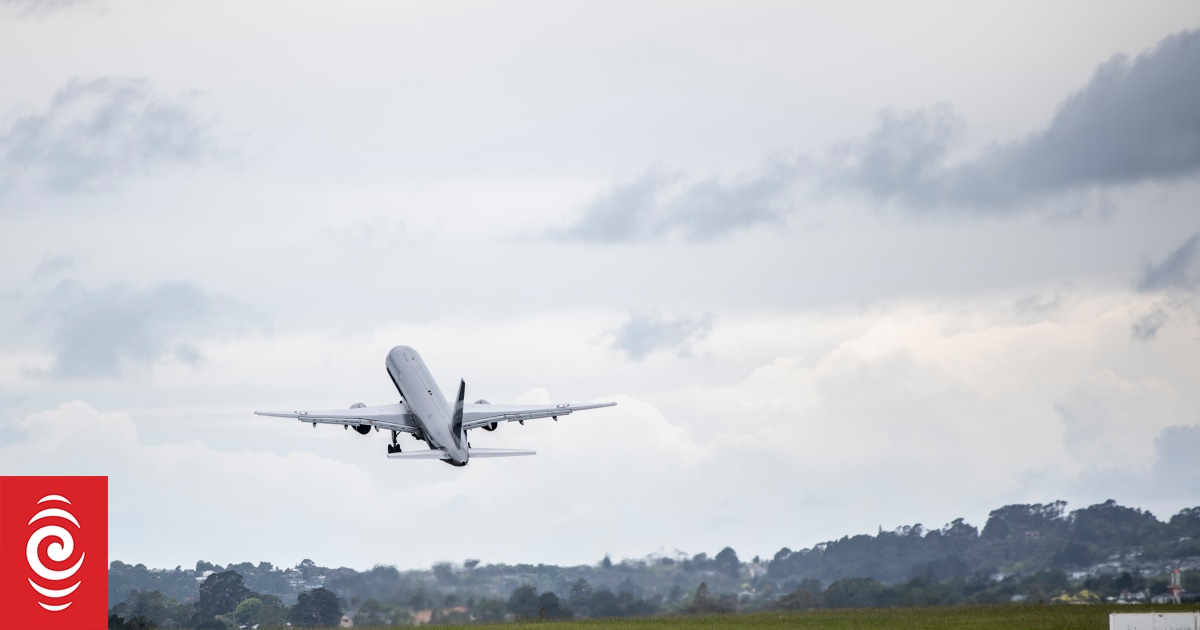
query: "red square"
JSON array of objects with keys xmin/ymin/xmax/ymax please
[{"xmin": 0, "ymin": 477, "xmax": 108, "ymax": 630}]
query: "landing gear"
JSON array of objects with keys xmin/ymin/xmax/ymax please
[{"xmin": 387, "ymin": 443, "xmax": 402, "ymax": 454}]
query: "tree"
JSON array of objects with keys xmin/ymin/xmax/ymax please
[
  {"xmin": 473, "ymin": 597, "xmax": 508, "ymax": 622},
  {"xmin": 289, "ymin": 587, "xmax": 343, "ymax": 628},
  {"xmin": 297, "ymin": 558, "xmax": 318, "ymax": 579},
  {"xmin": 943, "ymin": 518, "xmax": 979, "ymax": 540},
  {"xmin": 537, "ymin": 591, "xmax": 573, "ymax": 620},
  {"xmin": 107, "ymin": 613, "xmax": 154, "ymax": 630},
  {"xmin": 110, "ymin": 589, "xmax": 179, "ymax": 627},
  {"xmin": 196, "ymin": 618, "xmax": 226, "ymax": 630},
  {"xmin": 257, "ymin": 593, "xmax": 288, "ymax": 628},
  {"xmin": 1052, "ymin": 542, "xmax": 1094, "ymax": 567},
  {"xmin": 682, "ymin": 582, "xmax": 734, "ymax": 614},
  {"xmin": 569, "ymin": 578, "xmax": 594, "ymax": 616},
  {"xmin": 714, "ymin": 547, "xmax": 741, "ymax": 578},
  {"xmin": 197, "ymin": 571, "xmax": 252, "ymax": 617},
  {"xmin": 823, "ymin": 577, "xmax": 883, "ymax": 608},
  {"xmin": 432, "ymin": 562, "xmax": 455, "ymax": 584},
  {"xmin": 776, "ymin": 579, "xmax": 823, "ymax": 611},
  {"xmin": 590, "ymin": 589, "xmax": 620, "ymax": 618},
  {"xmin": 234, "ymin": 597, "xmax": 263, "ymax": 626},
  {"xmin": 507, "ymin": 584, "xmax": 540, "ymax": 620}
]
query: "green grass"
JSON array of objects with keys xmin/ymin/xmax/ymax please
[{"xmin": 336, "ymin": 604, "xmax": 1198, "ymax": 630}]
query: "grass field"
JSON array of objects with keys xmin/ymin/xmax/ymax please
[{"xmin": 339, "ymin": 604, "xmax": 1197, "ymax": 630}]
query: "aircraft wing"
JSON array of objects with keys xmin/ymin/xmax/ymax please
[
  {"xmin": 254, "ymin": 403, "xmax": 419, "ymax": 434},
  {"xmin": 461, "ymin": 401, "xmax": 616, "ymax": 431}
]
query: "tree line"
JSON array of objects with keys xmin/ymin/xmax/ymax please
[
  {"xmin": 108, "ymin": 499, "xmax": 1200, "ymax": 628},
  {"xmin": 109, "ymin": 571, "xmax": 341, "ymax": 629}
]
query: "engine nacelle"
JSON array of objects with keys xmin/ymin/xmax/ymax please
[
  {"xmin": 350, "ymin": 403, "xmax": 370, "ymax": 434},
  {"xmin": 472, "ymin": 399, "xmax": 498, "ymax": 431}
]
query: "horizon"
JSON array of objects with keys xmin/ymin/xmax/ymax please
[{"xmin": 109, "ymin": 497, "xmax": 1198, "ymax": 573}]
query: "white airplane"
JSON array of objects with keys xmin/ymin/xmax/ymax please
[{"xmin": 255, "ymin": 345, "xmax": 617, "ymax": 466}]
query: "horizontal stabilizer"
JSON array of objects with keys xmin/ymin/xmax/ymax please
[
  {"xmin": 386, "ymin": 448, "xmax": 536, "ymax": 460},
  {"xmin": 387, "ymin": 450, "xmax": 450, "ymax": 460},
  {"xmin": 467, "ymin": 448, "xmax": 536, "ymax": 458}
]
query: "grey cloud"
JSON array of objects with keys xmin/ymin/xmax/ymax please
[
  {"xmin": 612, "ymin": 312, "xmax": 714, "ymax": 361},
  {"xmin": 1131, "ymin": 307, "xmax": 1169, "ymax": 342},
  {"xmin": 29, "ymin": 280, "xmax": 251, "ymax": 379},
  {"xmin": 562, "ymin": 159, "xmax": 798, "ymax": 242},
  {"xmin": 1070, "ymin": 423, "xmax": 1200, "ymax": 510},
  {"xmin": 0, "ymin": 0, "xmax": 98, "ymax": 17},
  {"xmin": 1151, "ymin": 424, "xmax": 1200, "ymax": 493},
  {"xmin": 826, "ymin": 28, "xmax": 1200, "ymax": 209},
  {"xmin": 560, "ymin": 30, "xmax": 1200, "ymax": 241},
  {"xmin": 0, "ymin": 77, "xmax": 213, "ymax": 194},
  {"xmin": 822, "ymin": 105, "xmax": 962, "ymax": 204},
  {"xmin": 1131, "ymin": 233, "xmax": 1200, "ymax": 341},
  {"xmin": 1013, "ymin": 287, "xmax": 1069, "ymax": 315},
  {"xmin": 1137, "ymin": 233, "xmax": 1200, "ymax": 292},
  {"xmin": 30, "ymin": 253, "xmax": 78, "ymax": 279}
]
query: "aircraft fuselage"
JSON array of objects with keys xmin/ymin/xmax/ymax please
[{"xmin": 385, "ymin": 345, "xmax": 469, "ymax": 466}]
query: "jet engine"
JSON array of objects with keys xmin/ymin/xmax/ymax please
[
  {"xmin": 350, "ymin": 403, "xmax": 371, "ymax": 434},
  {"xmin": 472, "ymin": 400, "xmax": 498, "ymax": 431}
]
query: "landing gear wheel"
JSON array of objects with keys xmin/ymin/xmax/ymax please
[{"xmin": 387, "ymin": 444, "xmax": 402, "ymax": 454}]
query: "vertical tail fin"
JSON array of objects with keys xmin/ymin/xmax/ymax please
[{"xmin": 451, "ymin": 379, "xmax": 466, "ymax": 448}]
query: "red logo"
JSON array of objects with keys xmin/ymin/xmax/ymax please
[{"xmin": 0, "ymin": 476, "xmax": 108, "ymax": 630}]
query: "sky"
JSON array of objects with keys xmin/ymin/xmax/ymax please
[{"xmin": 1, "ymin": 0, "xmax": 1199, "ymax": 572}]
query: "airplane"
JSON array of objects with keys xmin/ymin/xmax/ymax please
[{"xmin": 255, "ymin": 345, "xmax": 616, "ymax": 466}]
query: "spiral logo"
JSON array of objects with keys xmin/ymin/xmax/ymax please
[{"xmin": 26, "ymin": 494, "xmax": 86, "ymax": 612}]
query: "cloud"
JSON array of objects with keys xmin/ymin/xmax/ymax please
[
  {"xmin": 610, "ymin": 312, "xmax": 715, "ymax": 360},
  {"xmin": 1054, "ymin": 371, "xmax": 1188, "ymax": 468},
  {"xmin": 0, "ymin": 401, "xmax": 382, "ymax": 568},
  {"xmin": 1013, "ymin": 286, "xmax": 1068, "ymax": 316},
  {"xmin": 821, "ymin": 105, "xmax": 963, "ymax": 204},
  {"xmin": 1151, "ymin": 424, "xmax": 1200, "ymax": 494},
  {"xmin": 1137, "ymin": 233, "xmax": 1200, "ymax": 292},
  {"xmin": 826, "ymin": 28, "xmax": 1200, "ymax": 209},
  {"xmin": 1131, "ymin": 307, "xmax": 1169, "ymax": 342},
  {"xmin": 30, "ymin": 252, "xmax": 78, "ymax": 279},
  {"xmin": 0, "ymin": 0, "xmax": 99, "ymax": 17},
  {"xmin": 558, "ymin": 29, "xmax": 1200, "ymax": 242},
  {"xmin": 0, "ymin": 77, "xmax": 214, "ymax": 194},
  {"xmin": 1130, "ymin": 233, "xmax": 1200, "ymax": 340},
  {"xmin": 29, "ymin": 280, "xmax": 252, "ymax": 379},
  {"xmin": 1025, "ymin": 420, "xmax": 1200, "ymax": 519},
  {"xmin": 561, "ymin": 159, "xmax": 799, "ymax": 242}
]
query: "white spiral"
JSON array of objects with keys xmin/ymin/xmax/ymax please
[{"xmin": 26, "ymin": 495, "xmax": 85, "ymax": 612}]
